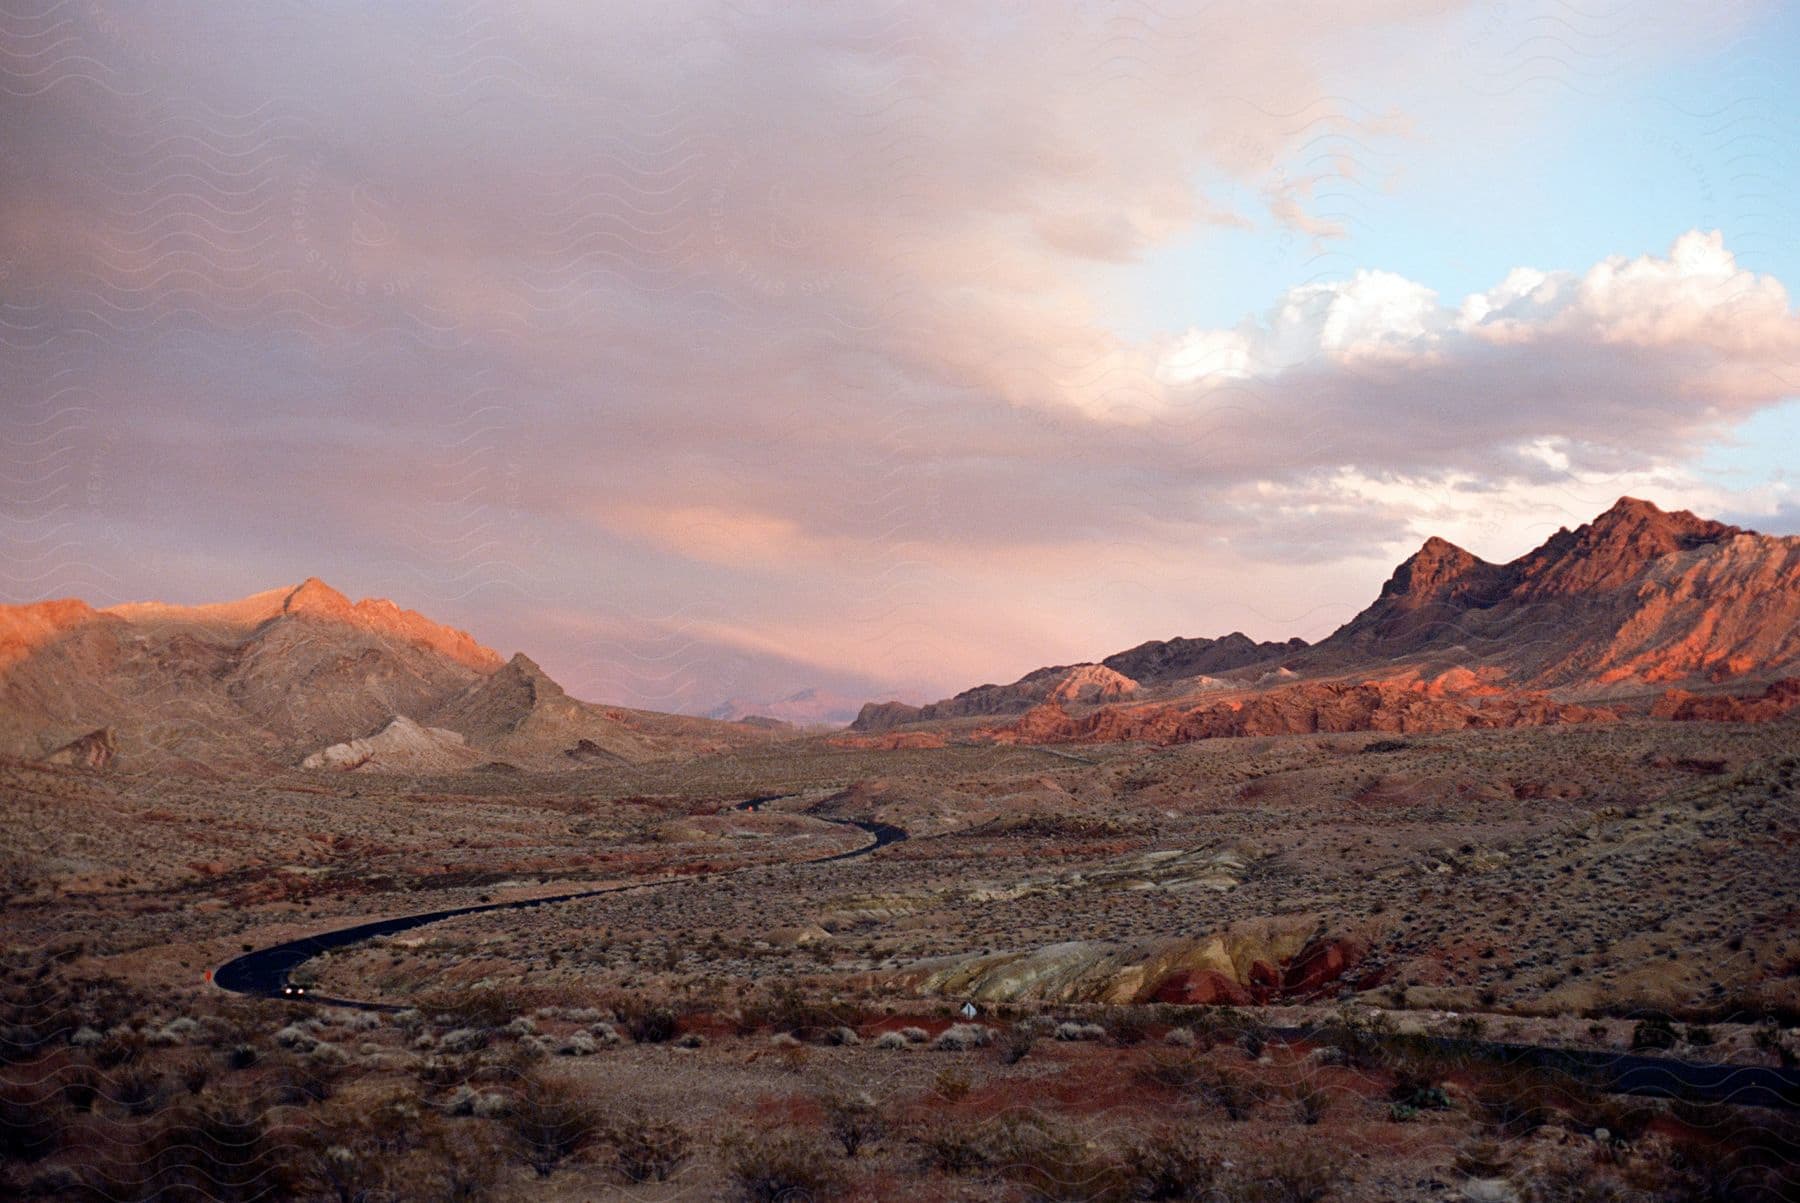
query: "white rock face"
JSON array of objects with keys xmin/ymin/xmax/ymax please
[{"xmin": 301, "ymin": 715, "xmax": 481, "ymax": 773}]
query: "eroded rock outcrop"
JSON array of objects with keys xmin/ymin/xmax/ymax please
[
  {"xmin": 888, "ymin": 918, "xmax": 1380, "ymax": 1006},
  {"xmin": 41, "ymin": 727, "xmax": 117, "ymax": 770},
  {"xmin": 1651, "ymin": 678, "xmax": 1800, "ymax": 722},
  {"xmin": 301, "ymin": 715, "xmax": 484, "ymax": 773}
]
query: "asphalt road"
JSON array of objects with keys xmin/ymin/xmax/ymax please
[{"xmin": 211, "ymin": 800, "xmax": 903, "ymax": 1008}]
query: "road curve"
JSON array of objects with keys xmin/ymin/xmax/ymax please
[
  {"xmin": 212, "ymin": 801, "xmax": 904, "ymax": 1009},
  {"xmin": 210, "ymin": 806, "xmax": 1800, "ymax": 1112}
]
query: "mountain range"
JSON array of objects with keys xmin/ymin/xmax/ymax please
[
  {"xmin": 852, "ymin": 497, "xmax": 1800, "ymax": 739},
  {"xmin": 704, "ymin": 687, "xmax": 865, "ymax": 729},
  {"xmin": 3, "ymin": 498, "xmax": 1795, "ymax": 772},
  {"xmin": 0, "ymin": 577, "xmax": 769, "ymax": 772}
]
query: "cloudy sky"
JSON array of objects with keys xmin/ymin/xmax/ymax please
[{"xmin": 4, "ymin": 1, "xmax": 1797, "ymax": 712}]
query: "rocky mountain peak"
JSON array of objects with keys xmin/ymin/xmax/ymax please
[
  {"xmin": 1382, "ymin": 536, "xmax": 1485, "ymax": 604},
  {"xmin": 499, "ymin": 652, "xmax": 562, "ymax": 697},
  {"xmin": 282, "ymin": 577, "xmax": 355, "ymax": 617},
  {"xmin": 1515, "ymin": 496, "xmax": 1742, "ymax": 598}
]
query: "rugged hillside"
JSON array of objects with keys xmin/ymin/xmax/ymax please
[
  {"xmin": 855, "ymin": 497, "xmax": 1799, "ymax": 743},
  {"xmin": 1100, "ymin": 632, "xmax": 1308, "ymax": 685},
  {"xmin": 420, "ymin": 652, "xmax": 683, "ymax": 765},
  {"xmin": 853, "ymin": 663, "xmax": 1140, "ymax": 731},
  {"xmin": 300, "ymin": 715, "xmax": 486, "ymax": 774},
  {"xmin": 0, "ymin": 580, "xmax": 769, "ymax": 771},
  {"xmin": 853, "ymin": 627, "xmax": 1315, "ymax": 734},
  {"xmin": 1309, "ymin": 497, "xmax": 1799, "ymax": 687}
]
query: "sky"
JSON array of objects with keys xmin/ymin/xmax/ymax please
[{"xmin": 3, "ymin": 0, "xmax": 1798, "ymax": 713}]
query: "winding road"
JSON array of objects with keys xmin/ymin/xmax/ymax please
[
  {"xmin": 211, "ymin": 797, "xmax": 904, "ymax": 1010},
  {"xmin": 211, "ymin": 800, "xmax": 1799, "ymax": 1111}
]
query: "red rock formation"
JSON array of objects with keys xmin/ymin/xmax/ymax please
[
  {"xmin": 0, "ymin": 598, "xmax": 108, "ymax": 671},
  {"xmin": 1310, "ymin": 497, "xmax": 1798, "ymax": 687},
  {"xmin": 852, "ymin": 663, "xmax": 1137, "ymax": 731},
  {"xmin": 987, "ymin": 680, "xmax": 1615, "ymax": 746},
  {"xmin": 1145, "ymin": 936, "xmax": 1368, "ymax": 1006},
  {"xmin": 884, "ymin": 498, "xmax": 1798, "ymax": 745},
  {"xmin": 1651, "ymin": 679, "xmax": 1800, "ymax": 722},
  {"xmin": 1148, "ymin": 969, "xmax": 1254, "ymax": 1007}
]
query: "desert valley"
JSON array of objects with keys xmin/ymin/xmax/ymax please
[{"xmin": 2, "ymin": 496, "xmax": 1796, "ymax": 1201}]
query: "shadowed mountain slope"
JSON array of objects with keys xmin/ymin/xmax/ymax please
[{"xmin": 0, "ymin": 580, "xmax": 769, "ymax": 770}]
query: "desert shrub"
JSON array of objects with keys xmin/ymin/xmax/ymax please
[
  {"xmin": 168, "ymin": 1053, "xmax": 212, "ymax": 1095},
  {"xmin": 1136, "ymin": 1051, "xmax": 1209, "ymax": 1093},
  {"xmin": 722, "ymin": 1127, "xmax": 844, "ymax": 1202},
  {"xmin": 992, "ymin": 1113, "xmax": 1133, "ymax": 1202},
  {"xmin": 1388, "ymin": 1063, "xmax": 1448, "ymax": 1112},
  {"xmin": 415, "ymin": 987, "xmax": 528, "ymax": 1030},
  {"xmin": 932, "ymin": 1065, "xmax": 972, "ymax": 1101},
  {"xmin": 740, "ymin": 982, "xmax": 841, "ymax": 1038},
  {"xmin": 607, "ymin": 1109, "xmax": 689, "ymax": 1182},
  {"xmin": 623, "ymin": 1002, "xmax": 678, "ymax": 1045},
  {"xmin": 416, "ymin": 1122, "xmax": 503, "ymax": 1203},
  {"xmin": 0, "ymin": 1078, "xmax": 64, "ymax": 1162},
  {"xmin": 1518, "ymin": 1155, "xmax": 1636, "ymax": 1202},
  {"xmin": 300, "ymin": 1140, "xmax": 392, "ymax": 1203},
  {"xmin": 897, "ymin": 1026, "xmax": 928, "ymax": 1044},
  {"xmin": 1002, "ymin": 1024, "xmax": 1038, "ymax": 1065},
  {"xmin": 263, "ymin": 1054, "xmax": 341, "ymax": 1105},
  {"xmin": 1571, "ymin": 1092, "xmax": 1657, "ymax": 1143},
  {"xmin": 123, "ymin": 1088, "xmax": 303, "ymax": 1202},
  {"xmin": 1654, "ymin": 1103, "xmax": 1800, "ymax": 1203},
  {"xmin": 225, "ymin": 1043, "xmax": 258, "ymax": 1069},
  {"xmin": 91, "ymin": 1029, "xmax": 147, "ymax": 1069},
  {"xmin": 439, "ymin": 1027, "xmax": 490, "ymax": 1054},
  {"xmin": 1195, "ymin": 1065, "xmax": 1270, "ymax": 1121},
  {"xmin": 932, "ymin": 1023, "xmax": 992, "ymax": 1051},
  {"xmin": 1101, "ymin": 1007, "xmax": 1153, "ymax": 1046},
  {"xmin": 1165, "ymin": 1027, "xmax": 1197, "ymax": 1048},
  {"xmin": 1292, "ymin": 1084, "xmax": 1329, "ymax": 1126},
  {"xmin": 1125, "ymin": 1127, "xmax": 1221, "ymax": 1200},
  {"xmin": 823, "ymin": 1025, "xmax": 860, "ymax": 1046},
  {"xmin": 302, "ymin": 1098, "xmax": 500, "ymax": 1203},
  {"xmin": 1313, "ymin": 1007, "xmax": 1392, "ymax": 1070},
  {"xmin": 273, "ymin": 1022, "xmax": 317, "ymax": 1051},
  {"xmin": 111, "ymin": 1063, "xmax": 168, "ymax": 1117},
  {"xmin": 1630, "ymin": 1015, "xmax": 1678, "ymax": 1051},
  {"xmin": 874, "ymin": 1030, "xmax": 910, "ymax": 1050},
  {"xmin": 1243, "ymin": 1139, "xmax": 1337, "ymax": 1202},
  {"xmin": 1055, "ymin": 1021, "xmax": 1106, "ymax": 1042},
  {"xmin": 1473, "ymin": 1065, "xmax": 1561, "ymax": 1134},
  {"xmin": 1454, "ymin": 1138, "xmax": 1512, "ymax": 1179},
  {"xmin": 822, "ymin": 1091, "xmax": 884, "ymax": 1157},
  {"xmin": 915, "ymin": 1120, "xmax": 994, "ymax": 1175},
  {"xmin": 916, "ymin": 1111, "xmax": 1119, "ymax": 1196},
  {"xmin": 507, "ymin": 1075, "xmax": 603, "ymax": 1176}
]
